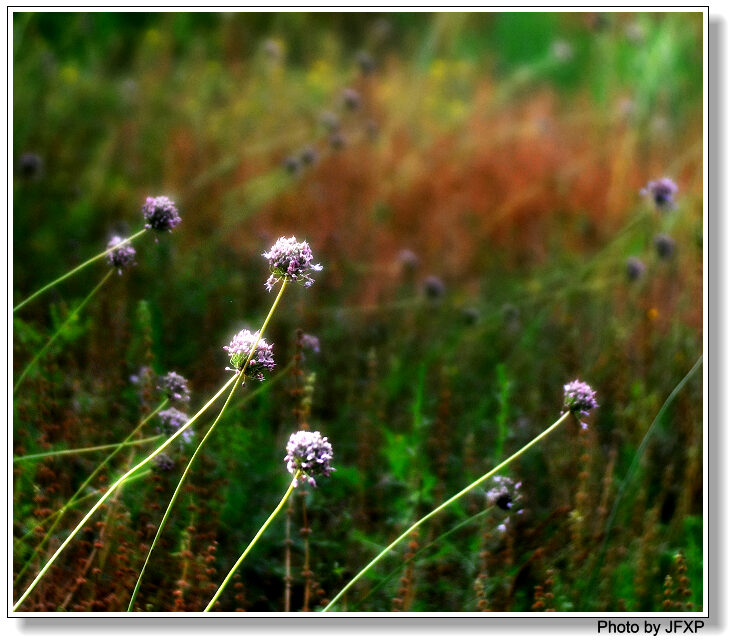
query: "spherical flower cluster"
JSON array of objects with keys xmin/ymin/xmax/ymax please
[
  {"xmin": 262, "ymin": 236, "xmax": 323, "ymax": 292},
  {"xmin": 224, "ymin": 329, "xmax": 276, "ymax": 381},
  {"xmin": 641, "ymin": 177, "xmax": 678, "ymax": 210},
  {"xmin": 654, "ymin": 233, "xmax": 676, "ymax": 260},
  {"xmin": 423, "ymin": 275, "xmax": 446, "ymax": 300},
  {"xmin": 342, "ymin": 88, "xmax": 361, "ymax": 110},
  {"xmin": 285, "ymin": 430, "xmax": 335, "ymax": 487},
  {"xmin": 154, "ymin": 453, "xmax": 175, "ymax": 472},
  {"xmin": 156, "ymin": 408, "xmax": 191, "ymax": 436},
  {"xmin": 142, "ymin": 196, "xmax": 181, "ymax": 233},
  {"xmin": 106, "ymin": 235, "xmax": 137, "ymax": 274},
  {"xmin": 158, "ymin": 371, "xmax": 191, "ymax": 404},
  {"xmin": 486, "ymin": 476, "xmax": 523, "ymax": 512},
  {"xmin": 626, "ymin": 256, "xmax": 646, "ymax": 281},
  {"xmin": 563, "ymin": 379, "xmax": 598, "ymax": 429},
  {"xmin": 302, "ymin": 333, "xmax": 321, "ymax": 353}
]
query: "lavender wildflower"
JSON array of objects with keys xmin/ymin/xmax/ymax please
[
  {"xmin": 302, "ymin": 334, "xmax": 321, "ymax": 353},
  {"xmin": 654, "ymin": 234, "xmax": 676, "ymax": 260},
  {"xmin": 641, "ymin": 177, "xmax": 678, "ymax": 210},
  {"xmin": 156, "ymin": 408, "xmax": 190, "ymax": 436},
  {"xmin": 262, "ymin": 236, "xmax": 323, "ymax": 292},
  {"xmin": 106, "ymin": 235, "xmax": 136, "ymax": 274},
  {"xmin": 626, "ymin": 257, "xmax": 646, "ymax": 281},
  {"xmin": 320, "ymin": 111, "xmax": 340, "ymax": 132},
  {"xmin": 562, "ymin": 379, "xmax": 598, "ymax": 429},
  {"xmin": 342, "ymin": 88, "xmax": 361, "ymax": 111},
  {"xmin": 329, "ymin": 131, "xmax": 346, "ymax": 150},
  {"xmin": 486, "ymin": 476, "xmax": 523, "ymax": 512},
  {"xmin": 357, "ymin": 51, "xmax": 376, "ymax": 75},
  {"xmin": 397, "ymin": 249, "xmax": 419, "ymax": 273},
  {"xmin": 283, "ymin": 156, "xmax": 300, "ymax": 175},
  {"xmin": 285, "ymin": 430, "xmax": 335, "ymax": 487},
  {"xmin": 18, "ymin": 153, "xmax": 43, "ymax": 179},
  {"xmin": 300, "ymin": 146, "xmax": 318, "ymax": 167},
  {"xmin": 423, "ymin": 275, "xmax": 446, "ymax": 300},
  {"xmin": 158, "ymin": 371, "xmax": 191, "ymax": 404},
  {"xmin": 223, "ymin": 329, "xmax": 276, "ymax": 381},
  {"xmin": 142, "ymin": 196, "xmax": 181, "ymax": 233},
  {"xmin": 154, "ymin": 454, "xmax": 176, "ymax": 472}
]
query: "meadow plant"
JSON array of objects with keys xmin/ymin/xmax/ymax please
[
  {"xmin": 263, "ymin": 236, "xmax": 323, "ymax": 292},
  {"xmin": 641, "ymin": 177, "xmax": 678, "ymax": 210},
  {"xmin": 13, "ymin": 195, "xmax": 175, "ymax": 312},
  {"xmin": 654, "ymin": 233, "xmax": 677, "ymax": 259},
  {"xmin": 626, "ymin": 257, "xmax": 646, "ymax": 282},
  {"xmin": 322, "ymin": 381, "xmax": 597, "ymax": 611},
  {"xmin": 204, "ymin": 430, "xmax": 335, "ymax": 611}
]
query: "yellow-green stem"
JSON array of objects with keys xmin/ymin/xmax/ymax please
[
  {"xmin": 322, "ymin": 411, "xmax": 571, "ymax": 612},
  {"xmin": 14, "ymin": 269, "xmax": 114, "ymax": 394},
  {"xmin": 12, "ymin": 401, "xmax": 167, "ymax": 588},
  {"xmin": 205, "ymin": 475, "xmax": 298, "ymax": 612},
  {"xmin": 12, "ymin": 372, "xmax": 239, "ymax": 611},
  {"xmin": 127, "ymin": 277, "xmax": 289, "ymax": 611},
  {"xmin": 14, "ymin": 434, "xmax": 164, "ymax": 462},
  {"xmin": 13, "ymin": 229, "xmax": 147, "ymax": 313}
]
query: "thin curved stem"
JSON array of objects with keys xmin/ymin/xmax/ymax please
[
  {"xmin": 12, "ymin": 400, "xmax": 167, "ymax": 588},
  {"xmin": 14, "ymin": 269, "xmax": 115, "ymax": 394},
  {"xmin": 127, "ymin": 277, "xmax": 289, "ymax": 611},
  {"xmin": 322, "ymin": 411, "xmax": 571, "ymax": 612},
  {"xmin": 12, "ymin": 372, "xmax": 239, "ymax": 612},
  {"xmin": 13, "ymin": 229, "xmax": 147, "ymax": 313},
  {"xmin": 13, "ymin": 434, "xmax": 164, "ymax": 462},
  {"xmin": 205, "ymin": 476, "xmax": 298, "ymax": 612}
]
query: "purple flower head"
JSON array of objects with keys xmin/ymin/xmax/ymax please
[
  {"xmin": 342, "ymin": 88, "xmax": 361, "ymax": 111},
  {"xmin": 158, "ymin": 371, "xmax": 191, "ymax": 405},
  {"xmin": 263, "ymin": 236, "xmax": 323, "ymax": 292},
  {"xmin": 142, "ymin": 196, "xmax": 181, "ymax": 233},
  {"xmin": 156, "ymin": 408, "xmax": 190, "ymax": 436},
  {"xmin": 285, "ymin": 430, "xmax": 335, "ymax": 487},
  {"xmin": 641, "ymin": 177, "xmax": 678, "ymax": 210},
  {"xmin": 654, "ymin": 234, "xmax": 676, "ymax": 260},
  {"xmin": 18, "ymin": 152, "xmax": 43, "ymax": 179},
  {"xmin": 397, "ymin": 248, "xmax": 419, "ymax": 273},
  {"xmin": 329, "ymin": 131, "xmax": 346, "ymax": 150},
  {"xmin": 357, "ymin": 51, "xmax": 376, "ymax": 75},
  {"xmin": 626, "ymin": 256, "xmax": 646, "ymax": 282},
  {"xmin": 423, "ymin": 275, "xmax": 446, "ymax": 300},
  {"xmin": 223, "ymin": 329, "xmax": 276, "ymax": 381},
  {"xmin": 283, "ymin": 156, "xmax": 300, "ymax": 175},
  {"xmin": 300, "ymin": 146, "xmax": 318, "ymax": 167},
  {"xmin": 154, "ymin": 453, "xmax": 176, "ymax": 472},
  {"xmin": 563, "ymin": 379, "xmax": 598, "ymax": 428},
  {"xmin": 106, "ymin": 235, "xmax": 137, "ymax": 274},
  {"xmin": 302, "ymin": 333, "xmax": 321, "ymax": 353},
  {"xmin": 486, "ymin": 476, "xmax": 524, "ymax": 513}
]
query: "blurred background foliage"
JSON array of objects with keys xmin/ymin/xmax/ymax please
[{"xmin": 13, "ymin": 11, "xmax": 703, "ymax": 612}]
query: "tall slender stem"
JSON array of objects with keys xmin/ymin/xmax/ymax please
[
  {"xmin": 321, "ymin": 411, "xmax": 571, "ymax": 612},
  {"xmin": 128, "ymin": 277, "xmax": 289, "ymax": 611},
  {"xmin": 14, "ymin": 269, "xmax": 114, "ymax": 394},
  {"xmin": 12, "ymin": 372, "xmax": 239, "ymax": 611},
  {"xmin": 12, "ymin": 400, "xmax": 167, "ymax": 588},
  {"xmin": 13, "ymin": 228, "xmax": 147, "ymax": 313},
  {"xmin": 14, "ymin": 434, "xmax": 164, "ymax": 462},
  {"xmin": 205, "ymin": 476, "xmax": 298, "ymax": 612}
]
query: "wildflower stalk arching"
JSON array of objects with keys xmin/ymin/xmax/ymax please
[
  {"xmin": 12, "ymin": 372, "xmax": 239, "ymax": 612},
  {"xmin": 13, "ymin": 269, "xmax": 115, "ymax": 394},
  {"xmin": 127, "ymin": 277, "xmax": 289, "ymax": 611},
  {"xmin": 321, "ymin": 410, "xmax": 572, "ymax": 612},
  {"xmin": 204, "ymin": 473, "xmax": 300, "ymax": 612},
  {"xmin": 13, "ymin": 229, "xmax": 147, "ymax": 313}
]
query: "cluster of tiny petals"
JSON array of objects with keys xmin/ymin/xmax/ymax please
[
  {"xmin": 641, "ymin": 177, "xmax": 678, "ymax": 210},
  {"xmin": 106, "ymin": 235, "xmax": 136, "ymax": 274},
  {"xmin": 285, "ymin": 430, "xmax": 335, "ymax": 487},
  {"xmin": 158, "ymin": 371, "xmax": 191, "ymax": 404},
  {"xmin": 486, "ymin": 476, "xmax": 524, "ymax": 512},
  {"xmin": 142, "ymin": 195, "xmax": 181, "ymax": 233},
  {"xmin": 224, "ymin": 329, "xmax": 276, "ymax": 381},
  {"xmin": 563, "ymin": 380, "xmax": 598, "ymax": 428},
  {"xmin": 263, "ymin": 236, "xmax": 322, "ymax": 292},
  {"xmin": 156, "ymin": 408, "xmax": 190, "ymax": 436}
]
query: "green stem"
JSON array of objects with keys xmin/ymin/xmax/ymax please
[
  {"xmin": 12, "ymin": 400, "xmax": 167, "ymax": 588},
  {"xmin": 12, "ymin": 372, "xmax": 239, "ymax": 612},
  {"xmin": 13, "ymin": 269, "xmax": 114, "ymax": 394},
  {"xmin": 321, "ymin": 410, "xmax": 571, "ymax": 612},
  {"xmin": 14, "ymin": 434, "xmax": 164, "ymax": 462},
  {"xmin": 127, "ymin": 277, "xmax": 289, "ymax": 611},
  {"xmin": 13, "ymin": 228, "xmax": 147, "ymax": 313},
  {"xmin": 205, "ymin": 476, "xmax": 298, "ymax": 612}
]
